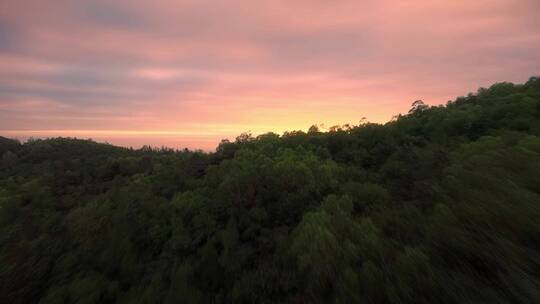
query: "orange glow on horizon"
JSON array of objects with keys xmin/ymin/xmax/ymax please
[{"xmin": 0, "ymin": 0, "xmax": 539, "ymax": 150}]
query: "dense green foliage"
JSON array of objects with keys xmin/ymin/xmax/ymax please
[{"xmin": 1, "ymin": 78, "xmax": 540, "ymax": 303}]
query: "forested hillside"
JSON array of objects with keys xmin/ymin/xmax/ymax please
[{"xmin": 1, "ymin": 77, "xmax": 540, "ymax": 303}]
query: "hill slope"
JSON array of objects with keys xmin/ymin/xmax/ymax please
[{"xmin": 1, "ymin": 77, "xmax": 540, "ymax": 303}]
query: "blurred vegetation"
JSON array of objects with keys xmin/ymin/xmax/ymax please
[{"xmin": 1, "ymin": 77, "xmax": 540, "ymax": 303}]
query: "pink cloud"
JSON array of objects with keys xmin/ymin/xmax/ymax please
[{"xmin": 0, "ymin": 0, "xmax": 539, "ymax": 150}]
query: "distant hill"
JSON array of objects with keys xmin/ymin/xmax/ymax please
[{"xmin": 0, "ymin": 136, "xmax": 21, "ymax": 155}]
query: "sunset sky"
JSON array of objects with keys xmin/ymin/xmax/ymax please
[{"xmin": 1, "ymin": 0, "xmax": 539, "ymax": 150}]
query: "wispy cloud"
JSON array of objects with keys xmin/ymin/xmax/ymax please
[{"xmin": 1, "ymin": 0, "xmax": 539, "ymax": 149}]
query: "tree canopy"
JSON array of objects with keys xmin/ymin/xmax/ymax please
[{"xmin": 1, "ymin": 77, "xmax": 540, "ymax": 303}]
